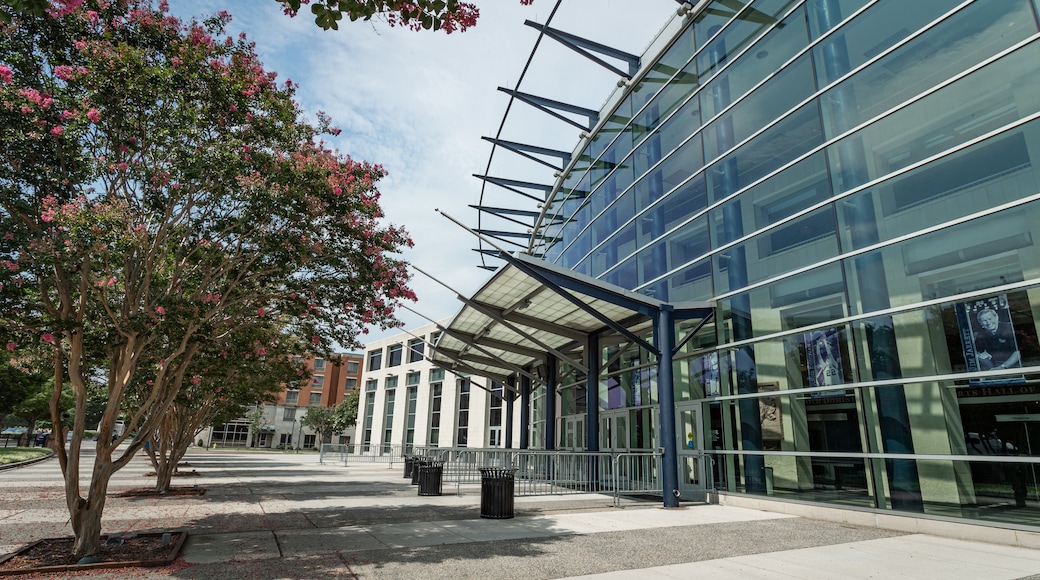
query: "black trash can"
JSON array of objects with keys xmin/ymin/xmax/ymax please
[
  {"xmin": 411, "ymin": 458, "xmax": 427, "ymax": 485},
  {"xmin": 403, "ymin": 456, "xmax": 415, "ymax": 479},
  {"xmin": 479, "ymin": 467, "xmax": 517, "ymax": 519},
  {"xmin": 417, "ymin": 460, "xmax": 444, "ymax": 496}
]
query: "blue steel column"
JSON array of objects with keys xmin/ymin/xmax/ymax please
[
  {"xmin": 586, "ymin": 334, "xmax": 600, "ymax": 452},
  {"xmin": 708, "ymin": 24, "xmax": 765, "ymax": 493},
  {"xmin": 812, "ymin": 0, "xmax": 922, "ymax": 511},
  {"xmin": 520, "ymin": 372, "xmax": 531, "ymax": 449},
  {"xmin": 586, "ymin": 334, "xmax": 601, "ymax": 490},
  {"xmin": 505, "ymin": 375, "xmax": 516, "ymax": 449},
  {"xmin": 545, "ymin": 354, "xmax": 558, "ymax": 450},
  {"xmin": 656, "ymin": 306, "xmax": 680, "ymax": 507}
]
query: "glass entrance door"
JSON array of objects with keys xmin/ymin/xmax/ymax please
[
  {"xmin": 677, "ymin": 402, "xmax": 707, "ymax": 500},
  {"xmin": 561, "ymin": 416, "xmax": 585, "ymax": 450},
  {"xmin": 600, "ymin": 410, "xmax": 629, "ymax": 451}
]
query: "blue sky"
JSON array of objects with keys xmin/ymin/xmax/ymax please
[{"xmin": 165, "ymin": 0, "xmax": 677, "ymax": 347}]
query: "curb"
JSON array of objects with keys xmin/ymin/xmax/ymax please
[{"xmin": 0, "ymin": 452, "xmax": 55, "ymax": 472}]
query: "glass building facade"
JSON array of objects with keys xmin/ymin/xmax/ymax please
[{"xmin": 525, "ymin": 0, "xmax": 1040, "ymax": 527}]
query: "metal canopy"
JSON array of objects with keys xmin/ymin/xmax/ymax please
[{"xmin": 431, "ymin": 252, "xmax": 714, "ymax": 383}]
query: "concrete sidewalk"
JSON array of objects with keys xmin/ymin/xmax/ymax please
[{"xmin": 2, "ymin": 449, "xmax": 1040, "ymax": 579}]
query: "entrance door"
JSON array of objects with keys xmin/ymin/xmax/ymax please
[
  {"xmin": 561, "ymin": 416, "xmax": 585, "ymax": 450},
  {"xmin": 600, "ymin": 410, "xmax": 629, "ymax": 451},
  {"xmin": 677, "ymin": 402, "xmax": 707, "ymax": 500}
]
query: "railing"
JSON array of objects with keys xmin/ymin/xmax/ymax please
[
  {"xmin": 319, "ymin": 443, "xmax": 411, "ymax": 466},
  {"xmin": 327, "ymin": 445, "xmax": 665, "ymax": 505}
]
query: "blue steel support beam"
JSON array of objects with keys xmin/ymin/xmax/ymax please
[
  {"xmin": 470, "ymin": 205, "xmax": 542, "ymax": 220},
  {"xmin": 814, "ymin": 0, "xmax": 921, "ymax": 511},
  {"xmin": 499, "ymin": 254, "xmax": 660, "ymax": 354},
  {"xmin": 523, "ymin": 20, "xmax": 640, "ymax": 78},
  {"xmin": 497, "ymin": 87, "xmax": 598, "ymax": 132},
  {"xmin": 545, "ymin": 354, "xmax": 557, "ymax": 451},
  {"xmin": 586, "ymin": 333, "xmax": 600, "ymax": 452},
  {"xmin": 481, "ymin": 137, "xmax": 571, "ymax": 170},
  {"xmin": 477, "ymin": 229, "xmax": 546, "ymax": 241},
  {"xmin": 505, "ymin": 375, "xmax": 516, "ymax": 449},
  {"xmin": 474, "ymin": 174, "xmax": 552, "ymax": 203},
  {"xmin": 474, "ymin": 233, "xmax": 527, "ymax": 250},
  {"xmin": 656, "ymin": 306, "xmax": 680, "ymax": 508},
  {"xmin": 673, "ymin": 310, "xmax": 716, "ymax": 356}
]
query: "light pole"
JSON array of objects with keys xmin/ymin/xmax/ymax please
[
  {"xmin": 296, "ymin": 414, "xmax": 305, "ymax": 454},
  {"xmin": 290, "ymin": 418, "xmax": 297, "ymax": 453}
]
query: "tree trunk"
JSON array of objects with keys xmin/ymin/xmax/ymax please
[
  {"xmin": 155, "ymin": 455, "xmax": 176, "ymax": 492},
  {"xmin": 69, "ymin": 449, "xmax": 114, "ymax": 559}
]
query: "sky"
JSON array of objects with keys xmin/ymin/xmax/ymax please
[{"xmin": 165, "ymin": 0, "xmax": 679, "ymax": 348}]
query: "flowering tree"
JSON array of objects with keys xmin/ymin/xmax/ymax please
[
  {"xmin": 0, "ymin": 0, "xmax": 414, "ymax": 558},
  {"xmin": 139, "ymin": 324, "xmax": 305, "ymax": 493},
  {"xmin": 4, "ymin": 0, "xmax": 535, "ymax": 31},
  {"xmin": 278, "ymin": 0, "xmax": 534, "ymax": 32}
]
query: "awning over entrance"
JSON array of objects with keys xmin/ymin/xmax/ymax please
[{"xmin": 429, "ymin": 251, "xmax": 714, "ymax": 387}]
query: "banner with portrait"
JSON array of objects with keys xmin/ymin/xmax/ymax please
[
  {"xmin": 687, "ymin": 352, "xmax": 722, "ymax": 398},
  {"xmin": 805, "ymin": 328, "xmax": 845, "ymax": 390},
  {"xmin": 954, "ymin": 294, "xmax": 1025, "ymax": 385}
]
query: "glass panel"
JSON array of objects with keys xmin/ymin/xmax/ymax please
[
  {"xmin": 695, "ymin": 0, "xmax": 799, "ymax": 81},
  {"xmin": 713, "ymin": 206, "xmax": 839, "ymax": 294},
  {"xmin": 817, "ymin": 0, "xmax": 1035, "ymax": 134},
  {"xmin": 846, "ymin": 290, "xmax": 1040, "ymax": 385},
  {"xmin": 844, "ymin": 199, "xmax": 1040, "ymax": 316},
  {"xmin": 706, "ymin": 100, "xmax": 824, "ymax": 205},
  {"xmin": 805, "ymin": 0, "xmax": 871, "ymax": 40},
  {"xmin": 718, "ymin": 261, "xmax": 847, "ymax": 341},
  {"xmin": 614, "ymin": 415, "xmax": 629, "ymax": 450},
  {"xmin": 700, "ymin": 7, "xmax": 810, "ymax": 123}
]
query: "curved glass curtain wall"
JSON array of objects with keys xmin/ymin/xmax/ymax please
[{"xmin": 539, "ymin": 0, "xmax": 1040, "ymax": 525}]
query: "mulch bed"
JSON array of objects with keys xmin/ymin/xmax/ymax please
[{"xmin": 0, "ymin": 531, "xmax": 187, "ymax": 576}]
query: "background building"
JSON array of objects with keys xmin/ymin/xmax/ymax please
[
  {"xmin": 358, "ymin": 321, "xmax": 519, "ymax": 452},
  {"xmin": 437, "ymin": 0, "xmax": 1040, "ymax": 530},
  {"xmin": 204, "ymin": 352, "xmax": 364, "ymax": 449}
]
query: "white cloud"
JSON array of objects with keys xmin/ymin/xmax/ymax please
[{"xmin": 166, "ymin": 0, "xmax": 676, "ymax": 346}]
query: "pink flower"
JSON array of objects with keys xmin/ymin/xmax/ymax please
[
  {"xmin": 50, "ymin": 126, "xmax": 64, "ymax": 136},
  {"xmin": 0, "ymin": 65, "xmax": 12, "ymax": 85},
  {"xmin": 86, "ymin": 108, "xmax": 100, "ymax": 123},
  {"xmin": 41, "ymin": 333, "xmax": 55, "ymax": 344},
  {"xmin": 191, "ymin": 376, "xmax": 201, "ymax": 385},
  {"xmin": 155, "ymin": 306, "xmax": 165, "ymax": 316},
  {"xmin": 5, "ymin": 342, "xmax": 14, "ymax": 352},
  {"xmin": 257, "ymin": 307, "xmax": 266, "ymax": 317},
  {"xmin": 54, "ymin": 66, "xmax": 75, "ymax": 81}
]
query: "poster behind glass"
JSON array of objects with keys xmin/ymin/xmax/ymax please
[
  {"xmin": 805, "ymin": 328, "xmax": 845, "ymax": 395},
  {"xmin": 954, "ymin": 293, "xmax": 1025, "ymax": 385}
]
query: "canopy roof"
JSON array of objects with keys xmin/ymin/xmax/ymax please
[{"xmin": 430, "ymin": 252, "xmax": 714, "ymax": 387}]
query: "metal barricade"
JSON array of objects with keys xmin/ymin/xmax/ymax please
[
  {"xmin": 319, "ymin": 443, "xmax": 409, "ymax": 467},
  {"xmin": 320, "ymin": 445, "xmax": 664, "ymax": 506}
]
